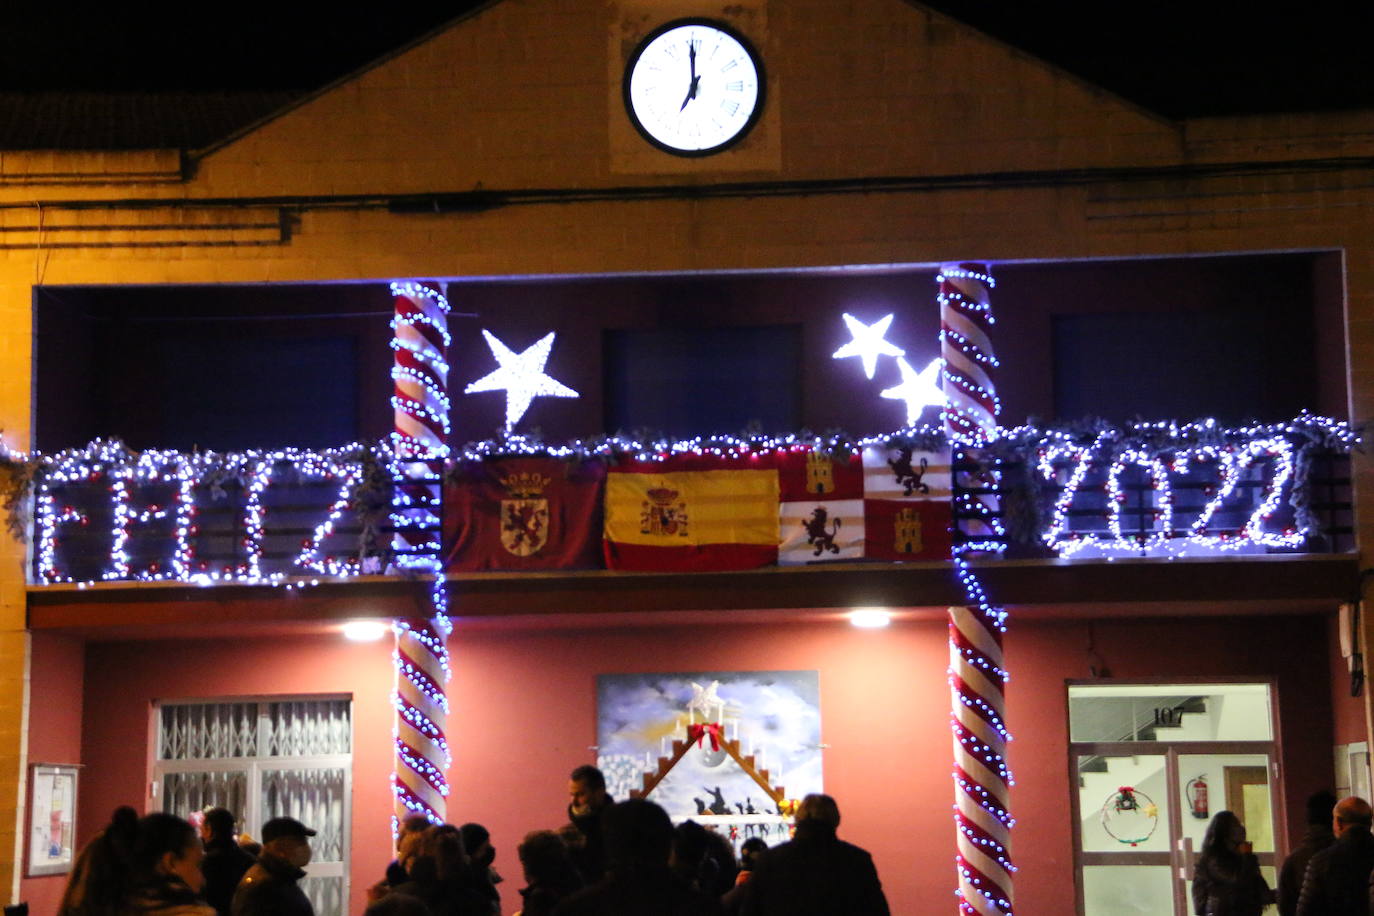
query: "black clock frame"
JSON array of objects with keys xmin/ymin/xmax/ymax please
[{"xmin": 621, "ymin": 17, "xmax": 767, "ymax": 158}]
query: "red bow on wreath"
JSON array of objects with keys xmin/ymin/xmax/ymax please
[{"xmin": 687, "ymin": 723, "xmax": 723, "ymax": 751}]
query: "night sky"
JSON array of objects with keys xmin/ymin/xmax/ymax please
[{"xmin": 3, "ymin": 2, "xmax": 1372, "ymax": 118}]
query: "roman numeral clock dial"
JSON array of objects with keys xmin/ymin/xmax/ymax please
[{"xmin": 623, "ymin": 19, "xmax": 764, "ymax": 157}]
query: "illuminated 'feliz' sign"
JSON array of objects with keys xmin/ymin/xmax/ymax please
[{"xmin": 34, "ymin": 443, "xmax": 381, "ymax": 587}]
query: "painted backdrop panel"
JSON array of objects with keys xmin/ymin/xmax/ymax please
[{"xmin": 596, "ymin": 670, "xmax": 822, "ymax": 821}]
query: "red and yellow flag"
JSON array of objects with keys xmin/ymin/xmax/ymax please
[{"xmin": 603, "ymin": 453, "xmax": 780, "ymax": 571}]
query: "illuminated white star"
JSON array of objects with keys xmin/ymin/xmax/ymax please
[
  {"xmin": 881, "ymin": 357, "xmax": 946, "ymax": 425},
  {"xmin": 464, "ymin": 330, "xmax": 580, "ymax": 431},
  {"xmin": 832, "ymin": 313, "xmax": 905, "ymax": 379}
]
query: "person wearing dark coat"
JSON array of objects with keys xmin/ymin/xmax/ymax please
[
  {"xmin": 739, "ymin": 794, "xmax": 888, "ymax": 916},
  {"xmin": 1192, "ymin": 810, "xmax": 1271, "ymax": 916},
  {"xmin": 231, "ymin": 817, "xmax": 316, "ymax": 916},
  {"xmin": 59, "ymin": 806, "xmax": 140, "ymax": 916},
  {"xmin": 199, "ymin": 809, "xmax": 256, "ymax": 916},
  {"xmin": 387, "ymin": 825, "xmax": 492, "ymax": 916},
  {"xmin": 515, "ymin": 830, "xmax": 583, "ymax": 916},
  {"xmin": 552, "ymin": 799, "xmax": 722, "ymax": 916},
  {"xmin": 564, "ymin": 765, "xmax": 614, "ymax": 884},
  {"xmin": 1279, "ymin": 792, "xmax": 1338, "ymax": 916},
  {"xmin": 1297, "ymin": 795, "xmax": 1374, "ymax": 916},
  {"xmin": 119, "ymin": 813, "xmax": 216, "ymax": 916},
  {"xmin": 458, "ymin": 823, "xmax": 501, "ymax": 915}
]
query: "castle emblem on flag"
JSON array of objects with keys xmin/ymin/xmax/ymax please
[
  {"xmin": 641, "ymin": 487, "xmax": 689, "ymax": 537},
  {"xmin": 499, "ymin": 472, "xmax": 550, "ymax": 556},
  {"xmin": 894, "ymin": 507, "xmax": 924, "ymax": 554},
  {"xmin": 888, "ymin": 447, "xmax": 931, "ymax": 497},
  {"xmin": 805, "ymin": 453, "xmax": 835, "ymax": 494},
  {"xmin": 802, "ymin": 506, "xmax": 842, "ymax": 556}
]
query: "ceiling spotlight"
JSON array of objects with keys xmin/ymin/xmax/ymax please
[
  {"xmin": 849, "ymin": 609, "xmax": 892, "ymax": 629},
  {"xmin": 342, "ymin": 620, "xmax": 389, "ymax": 642}
]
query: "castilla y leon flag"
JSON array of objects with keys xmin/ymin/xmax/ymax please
[
  {"xmin": 444, "ymin": 458, "xmax": 606, "ymax": 571},
  {"xmin": 861, "ymin": 444, "xmax": 954, "ymax": 562},
  {"xmin": 603, "ymin": 453, "xmax": 780, "ymax": 571},
  {"xmin": 777, "ymin": 449, "xmax": 865, "ymax": 565}
]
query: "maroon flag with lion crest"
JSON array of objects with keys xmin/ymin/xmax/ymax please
[{"xmin": 444, "ymin": 458, "xmax": 606, "ymax": 571}]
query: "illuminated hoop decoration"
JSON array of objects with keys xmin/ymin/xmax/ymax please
[
  {"xmin": 389, "ymin": 280, "xmax": 453, "ymax": 831},
  {"xmin": 1100, "ymin": 786, "xmax": 1159, "ymax": 847},
  {"xmin": 942, "ymin": 263, "xmax": 1015, "ymax": 916}
]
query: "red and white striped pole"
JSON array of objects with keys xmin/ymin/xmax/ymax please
[
  {"xmin": 940, "ymin": 264, "xmax": 1002, "ymax": 546},
  {"xmin": 940, "ymin": 264, "xmax": 1015, "ymax": 915},
  {"xmin": 389, "ymin": 280, "xmax": 452, "ymax": 830}
]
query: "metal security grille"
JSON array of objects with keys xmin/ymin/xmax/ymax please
[{"xmin": 154, "ymin": 697, "xmax": 352, "ymax": 916}]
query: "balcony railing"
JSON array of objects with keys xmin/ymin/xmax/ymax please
[{"xmin": 20, "ymin": 416, "xmax": 1357, "ymax": 586}]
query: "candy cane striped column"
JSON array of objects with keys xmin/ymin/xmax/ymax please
[
  {"xmin": 948, "ymin": 575, "xmax": 1014, "ymax": 915},
  {"xmin": 391, "ymin": 280, "xmax": 451, "ymax": 569},
  {"xmin": 942, "ymin": 264, "xmax": 1014, "ymax": 914},
  {"xmin": 939, "ymin": 264, "xmax": 1002, "ymax": 546},
  {"xmin": 389, "ymin": 280, "xmax": 452, "ymax": 830},
  {"xmin": 392, "ymin": 615, "xmax": 451, "ymax": 827}
]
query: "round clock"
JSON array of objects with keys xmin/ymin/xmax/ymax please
[{"xmin": 623, "ymin": 18, "xmax": 764, "ymax": 157}]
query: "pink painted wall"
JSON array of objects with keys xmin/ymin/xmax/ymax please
[
  {"xmin": 80, "ymin": 634, "xmax": 396, "ymax": 916},
  {"xmin": 1008, "ymin": 614, "xmax": 1334, "ymax": 913},
  {"xmin": 79, "ymin": 611, "xmax": 1336, "ymax": 916},
  {"xmin": 22, "ymin": 633, "xmax": 85, "ymax": 916}
]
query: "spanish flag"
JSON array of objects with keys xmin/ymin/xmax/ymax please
[{"xmin": 603, "ymin": 453, "xmax": 780, "ymax": 571}]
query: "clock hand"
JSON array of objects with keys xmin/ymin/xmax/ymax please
[
  {"xmin": 680, "ymin": 75, "xmax": 701, "ymax": 110},
  {"xmin": 681, "ymin": 42, "xmax": 699, "ymax": 110}
]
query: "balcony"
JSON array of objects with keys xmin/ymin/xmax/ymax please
[{"xmin": 22, "ymin": 415, "xmax": 1358, "ymax": 633}]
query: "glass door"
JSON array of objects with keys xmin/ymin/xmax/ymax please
[
  {"xmin": 1076, "ymin": 752, "xmax": 1175, "ymax": 916},
  {"xmin": 1069, "ymin": 683, "xmax": 1281, "ymax": 916}
]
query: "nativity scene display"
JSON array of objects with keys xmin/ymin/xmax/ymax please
[{"xmin": 595, "ymin": 671, "xmax": 823, "ymax": 849}]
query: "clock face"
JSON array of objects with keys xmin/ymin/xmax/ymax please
[{"xmin": 623, "ymin": 19, "xmax": 764, "ymax": 157}]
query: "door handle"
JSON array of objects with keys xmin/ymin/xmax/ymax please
[{"xmin": 1177, "ymin": 837, "xmax": 1195, "ymax": 881}]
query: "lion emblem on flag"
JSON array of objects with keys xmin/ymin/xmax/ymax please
[
  {"xmin": 888, "ymin": 447, "xmax": 931, "ymax": 497},
  {"xmin": 802, "ymin": 506, "xmax": 842, "ymax": 556}
]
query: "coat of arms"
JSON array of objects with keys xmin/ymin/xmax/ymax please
[
  {"xmin": 894, "ymin": 507, "xmax": 923, "ymax": 555},
  {"xmin": 641, "ymin": 487, "xmax": 689, "ymax": 537},
  {"xmin": 499, "ymin": 472, "xmax": 551, "ymax": 556}
]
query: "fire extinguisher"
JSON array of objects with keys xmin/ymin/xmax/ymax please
[{"xmin": 1186, "ymin": 776, "xmax": 1209, "ymax": 820}]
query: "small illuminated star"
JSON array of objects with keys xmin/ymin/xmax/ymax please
[
  {"xmin": 881, "ymin": 357, "xmax": 946, "ymax": 425},
  {"xmin": 832, "ymin": 313, "xmax": 905, "ymax": 379},
  {"xmin": 464, "ymin": 330, "xmax": 580, "ymax": 431},
  {"xmin": 1144, "ymin": 804, "xmax": 1159, "ymax": 818}
]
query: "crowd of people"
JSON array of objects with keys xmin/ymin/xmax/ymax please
[
  {"xmin": 1196, "ymin": 792, "xmax": 1374, "ymax": 915},
  {"xmin": 52, "ymin": 764, "xmax": 889, "ymax": 916}
]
